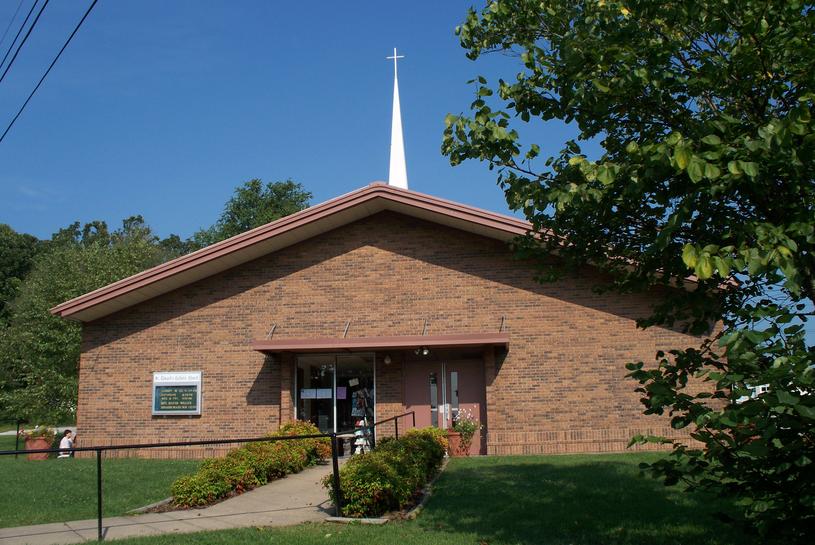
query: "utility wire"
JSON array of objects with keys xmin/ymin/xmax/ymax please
[
  {"xmin": 0, "ymin": 0, "xmax": 38, "ymax": 73},
  {"xmin": 0, "ymin": 0, "xmax": 99, "ymax": 145},
  {"xmin": 0, "ymin": 0, "xmax": 26, "ymax": 51},
  {"xmin": 0, "ymin": 0, "xmax": 48, "ymax": 85}
]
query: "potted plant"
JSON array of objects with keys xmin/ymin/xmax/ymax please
[
  {"xmin": 19, "ymin": 426, "xmax": 56, "ymax": 461},
  {"xmin": 449, "ymin": 408, "xmax": 481, "ymax": 457}
]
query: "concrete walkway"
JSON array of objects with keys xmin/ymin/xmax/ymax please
[
  {"xmin": 0, "ymin": 462, "xmax": 337, "ymax": 545},
  {"xmin": 0, "ymin": 427, "xmax": 72, "ymax": 437}
]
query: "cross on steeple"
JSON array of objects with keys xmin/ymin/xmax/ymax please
[
  {"xmin": 386, "ymin": 48, "xmax": 408, "ymax": 189},
  {"xmin": 386, "ymin": 48, "xmax": 405, "ymax": 75}
]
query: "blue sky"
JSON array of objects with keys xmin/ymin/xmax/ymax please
[
  {"xmin": 0, "ymin": 0, "xmax": 591, "ymax": 240},
  {"xmin": 1, "ymin": 1, "xmax": 811, "ymax": 343}
]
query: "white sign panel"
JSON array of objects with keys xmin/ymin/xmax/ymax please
[
  {"xmin": 315, "ymin": 388, "xmax": 333, "ymax": 399},
  {"xmin": 300, "ymin": 389, "xmax": 317, "ymax": 399},
  {"xmin": 152, "ymin": 371, "xmax": 202, "ymax": 416}
]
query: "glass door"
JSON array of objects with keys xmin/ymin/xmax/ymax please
[
  {"xmin": 448, "ymin": 369, "xmax": 459, "ymax": 428},
  {"xmin": 295, "ymin": 355, "xmax": 335, "ymax": 433},
  {"xmin": 336, "ymin": 354, "xmax": 375, "ymax": 432},
  {"xmin": 427, "ymin": 365, "xmax": 449, "ymax": 429},
  {"xmin": 429, "ymin": 370, "xmax": 440, "ymax": 427},
  {"xmin": 295, "ymin": 353, "xmax": 375, "ymax": 433}
]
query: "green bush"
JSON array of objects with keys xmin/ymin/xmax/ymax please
[
  {"xmin": 323, "ymin": 427, "xmax": 446, "ymax": 518},
  {"xmin": 277, "ymin": 420, "xmax": 332, "ymax": 462},
  {"xmin": 422, "ymin": 426, "xmax": 449, "ymax": 449},
  {"xmin": 171, "ymin": 421, "xmax": 328, "ymax": 508}
]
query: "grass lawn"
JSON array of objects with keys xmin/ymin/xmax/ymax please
[
  {"xmin": 0, "ymin": 421, "xmax": 21, "ymax": 433},
  {"xmin": 0, "ymin": 435, "xmax": 199, "ymax": 527},
  {"xmin": 109, "ymin": 453, "xmax": 756, "ymax": 545}
]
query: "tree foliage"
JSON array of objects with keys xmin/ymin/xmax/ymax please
[
  {"xmin": 192, "ymin": 179, "xmax": 311, "ymax": 248},
  {"xmin": 0, "ymin": 179, "xmax": 309, "ymax": 424},
  {"xmin": 0, "ymin": 217, "xmax": 172, "ymax": 423},
  {"xmin": 0, "ymin": 224, "xmax": 40, "ymax": 326},
  {"xmin": 443, "ymin": 0, "xmax": 814, "ymax": 539}
]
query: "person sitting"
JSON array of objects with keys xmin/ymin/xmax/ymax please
[{"xmin": 57, "ymin": 430, "xmax": 75, "ymax": 458}]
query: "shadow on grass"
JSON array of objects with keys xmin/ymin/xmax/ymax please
[{"xmin": 418, "ymin": 454, "xmax": 755, "ymax": 545}]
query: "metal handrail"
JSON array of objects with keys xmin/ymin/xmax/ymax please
[
  {"xmin": 368, "ymin": 410, "xmax": 417, "ymax": 431},
  {"xmin": 340, "ymin": 410, "xmax": 416, "ymax": 450},
  {"xmin": 0, "ymin": 433, "xmax": 330, "ymax": 456},
  {"xmin": 0, "ymin": 431, "xmax": 345, "ymax": 540}
]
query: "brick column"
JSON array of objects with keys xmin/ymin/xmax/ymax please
[
  {"xmin": 375, "ymin": 351, "xmax": 405, "ymax": 438},
  {"xmin": 483, "ymin": 346, "xmax": 497, "ymax": 454},
  {"xmin": 279, "ymin": 353, "xmax": 294, "ymax": 424}
]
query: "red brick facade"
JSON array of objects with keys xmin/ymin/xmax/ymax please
[{"xmin": 77, "ymin": 211, "xmax": 701, "ymax": 456}]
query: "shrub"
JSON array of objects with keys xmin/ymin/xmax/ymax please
[
  {"xmin": 171, "ymin": 473, "xmax": 231, "ymax": 507},
  {"xmin": 171, "ymin": 457, "xmax": 261, "ymax": 506},
  {"xmin": 323, "ymin": 427, "xmax": 445, "ymax": 517},
  {"xmin": 238, "ymin": 441, "xmax": 289, "ymax": 480},
  {"xmin": 407, "ymin": 426, "xmax": 448, "ymax": 456},
  {"xmin": 171, "ymin": 420, "xmax": 328, "ymax": 507},
  {"xmin": 277, "ymin": 420, "xmax": 332, "ymax": 462}
]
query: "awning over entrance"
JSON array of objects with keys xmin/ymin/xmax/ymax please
[{"xmin": 251, "ymin": 332, "xmax": 509, "ymax": 353}]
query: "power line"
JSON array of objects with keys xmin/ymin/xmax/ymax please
[
  {"xmin": 0, "ymin": 0, "xmax": 99, "ymax": 145},
  {"xmin": 0, "ymin": 0, "xmax": 26, "ymax": 51},
  {"xmin": 0, "ymin": 0, "xmax": 38, "ymax": 72},
  {"xmin": 0, "ymin": 0, "xmax": 49, "ymax": 85}
]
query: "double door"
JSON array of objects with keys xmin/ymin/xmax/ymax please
[{"xmin": 404, "ymin": 359, "xmax": 486, "ymax": 455}]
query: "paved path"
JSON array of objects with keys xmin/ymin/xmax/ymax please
[
  {"xmin": 0, "ymin": 428, "xmax": 73, "ymax": 437},
  {"xmin": 0, "ymin": 462, "xmax": 337, "ymax": 545}
]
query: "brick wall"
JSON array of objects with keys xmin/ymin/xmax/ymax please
[{"xmin": 77, "ymin": 211, "xmax": 704, "ymax": 456}]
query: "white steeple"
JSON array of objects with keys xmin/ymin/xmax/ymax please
[{"xmin": 386, "ymin": 48, "xmax": 408, "ymax": 189}]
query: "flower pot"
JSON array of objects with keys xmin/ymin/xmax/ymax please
[
  {"xmin": 25, "ymin": 437, "xmax": 51, "ymax": 461},
  {"xmin": 446, "ymin": 431, "xmax": 470, "ymax": 457}
]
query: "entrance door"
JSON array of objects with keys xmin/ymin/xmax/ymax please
[
  {"xmin": 403, "ymin": 361, "xmax": 441, "ymax": 428},
  {"xmin": 295, "ymin": 353, "xmax": 375, "ymax": 433},
  {"xmin": 404, "ymin": 357, "xmax": 486, "ymax": 455}
]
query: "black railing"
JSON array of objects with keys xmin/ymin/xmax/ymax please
[
  {"xmin": 0, "ymin": 432, "xmax": 344, "ymax": 541},
  {"xmin": 376, "ymin": 410, "xmax": 416, "ymax": 440},
  {"xmin": 14, "ymin": 419, "xmax": 25, "ymax": 458},
  {"xmin": 342, "ymin": 410, "xmax": 416, "ymax": 450}
]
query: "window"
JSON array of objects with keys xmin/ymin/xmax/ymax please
[{"xmin": 295, "ymin": 353, "xmax": 375, "ymax": 433}]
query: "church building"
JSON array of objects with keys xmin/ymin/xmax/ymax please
[{"xmin": 51, "ymin": 51, "xmax": 701, "ymax": 456}]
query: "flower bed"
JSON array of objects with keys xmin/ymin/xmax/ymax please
[
  {"xmin": 450, "ymin": 407, "xmax": 482, "ymax": 456},
  {"xmin": 323, "ymin": 427, "xmax": 447, "ymax": 518},
  {"xmin": 18, "ymin": 426, "xmax": 58, "ymax": 461},
  {"xmin": 170, "ymin": 421, "xmax": 330, "ymax": 508}
]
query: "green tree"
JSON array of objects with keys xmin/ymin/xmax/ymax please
[
  {"xmin": 0, "ymin": 177, "xmax": 310, "ymax": 423},
  {"xmin": 192, "ymin": 179, "xmax": 311, "ymax": 248},
  {"xmin": 0, "ymin": 224, "xmax": 40, "ymax": 326},
  {"xmin": 443, "ymin": 0, "xmax": 814, "ymax": 538},
  {"xmin": 0, "ymin": 217, "xmax": 171, "ymax": 423},
  {"xmin": 158, "ymin": 233, "xmax": 197, "ymax": 258}
]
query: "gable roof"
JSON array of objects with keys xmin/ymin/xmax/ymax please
[{"xmin": 51, "ymin": 183, "xmax": 533, "ymax": 322}]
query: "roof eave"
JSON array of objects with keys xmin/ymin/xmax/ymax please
[
  {"xmin": 50, "ymin": 183, "xmax": 533, "ymax": 322},
  {"xmin": 251, "ymin": 332, "xmax": 510, "ymax": 353}
]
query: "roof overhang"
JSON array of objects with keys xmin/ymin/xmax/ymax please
[
  {"xmin": 50, "ymin": 183, "xmax": 532, "ymax": 323},
  {"xmin": 251, "ymin": 332, "xmax": 510, "ymax": 353}
]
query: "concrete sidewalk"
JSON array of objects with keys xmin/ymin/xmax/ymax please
[
  {"xmin": 0, "ymin": 462, "xmax": 337, "ymax": 545},
  {"xmin": 0, "ymin": 428, "xmax": 72, "ymax": 437}
]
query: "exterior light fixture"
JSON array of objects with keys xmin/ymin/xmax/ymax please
[
  {"xmin": 383, "ymin": 354, "xmax": 392, "ymax": 365},
  {"xmin": 414, "ymin": 347, "xmax": 431, "ymax": 357}
]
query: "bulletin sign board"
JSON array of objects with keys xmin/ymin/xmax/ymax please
[{"xmin": 152, "ymin": 371, "xmax": 202, "ymax": 415}]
